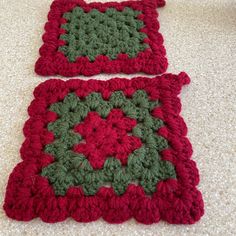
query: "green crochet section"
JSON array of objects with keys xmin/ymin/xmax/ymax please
[
  {"xmin": 59, "ymin": 7, "xmax": 149, "ymax": 62},
  {"xmin": 41, "ymin": 91, "xmax": 176, "ymax": 196}
]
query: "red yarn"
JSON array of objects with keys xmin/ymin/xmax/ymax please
[
  {"xmin": 3, "ymin": 73, "xmax": 204, "ymax": 224},
  {"xmin": 74, "ymin": 110, "xmax": 142, "ymax": 169},
  {"xmin": 35, "ymin": 0, "xmax": 168, "ymax": 76}
]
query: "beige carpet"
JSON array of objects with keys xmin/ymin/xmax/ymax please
[{"xmin": 0, "ymin": 0, "xmax": 236, "ymax": 235}]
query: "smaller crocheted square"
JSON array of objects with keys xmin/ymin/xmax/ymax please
[
  {"xmin": 4, "ymin": 73, "xmax": 204, "ymax": 224},
  {"xmin": 35, "ymin": 0, "xmax": 168, "ymax": 76}
]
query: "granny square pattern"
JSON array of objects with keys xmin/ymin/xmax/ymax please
[
  {"xmin": 4, "ymin": 73, "xmax": 204, "ymax": 224},
  {"xmin": 35, "ymin": 0, "xmax": 168, "ymax": 76}
]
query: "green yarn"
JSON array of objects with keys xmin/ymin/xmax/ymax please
[
  {"xmin": 59, "ymin": 7, "xmax": 149, "ymax": 62},
  {"xmin": 41, "ymin": 91, "xmax": 176, "ymax": 196}
]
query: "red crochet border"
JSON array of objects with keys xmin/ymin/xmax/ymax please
[
  {"xmin": 35, "ymin": 0, "xmax": 168, "ymax": 76},
  {"xmin": 4, "ymin": 73, "xmax": 204, "ymax": 224}
]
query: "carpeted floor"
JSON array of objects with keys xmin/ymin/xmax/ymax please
[{"xmin": 0, "ymin": 0, "xmax": 236, "ymax": 235}]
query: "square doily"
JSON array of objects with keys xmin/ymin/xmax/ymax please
[
  {"xmin": 4, "ymin": 73, "xmax": 204, "ymax": 224},
  {"xmin": 35, "ymin": 0, "xmax": 168, "ymax": 76}
]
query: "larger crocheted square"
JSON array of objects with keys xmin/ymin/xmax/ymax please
[
  {"xmin": 4, "ymin": 73, "xmax": 204, "ymax": 224},
  {"xmin": 35, "ymin": 0, "xmax": 168, "ymax": 76}
]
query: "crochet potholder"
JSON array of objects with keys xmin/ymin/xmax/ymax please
[
  {"xmin": 35, "ymin": 0, "xmax": 168, "ymax": 76},
  {"xmin": 4, "ymin": 73, "xmax": 204, "ymax": 224}
]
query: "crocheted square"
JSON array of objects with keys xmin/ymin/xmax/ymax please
[
  {"xmin": 4, "ymin": 73, "xmax": 204, "ymax": 224},
  {"xmin": 35, "ymin": 0, "xmax": 168, "ymax": 76}
]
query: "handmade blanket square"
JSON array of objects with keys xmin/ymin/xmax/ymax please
[
  {"xmin": 35, "ymin": 0, "xmax": 168, "ymax": 76},
  {"xmin": 4, "ymin": 73, "xmax": 204, "ymax": 224}
]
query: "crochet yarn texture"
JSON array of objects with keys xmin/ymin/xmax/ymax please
[
  {"xmin": 4, "ymin": 73, "xmax": 204, "ymax": 224},
  {"xmin": 35, "ymin": 0, "xmax": 168, "ymax": 76}
]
